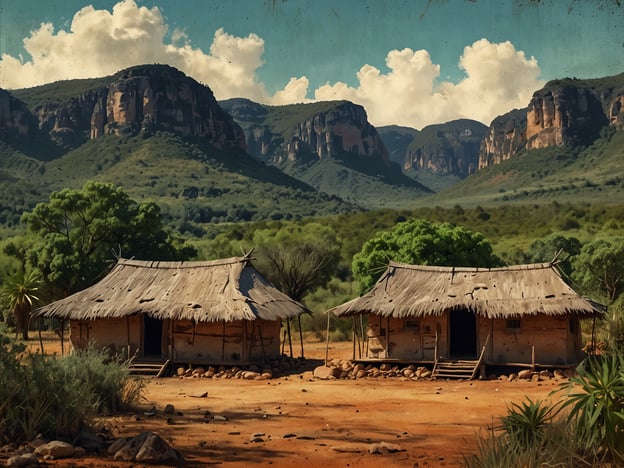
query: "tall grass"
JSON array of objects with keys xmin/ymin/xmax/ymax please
[{"xmin": 0, "ymin": 337, "xmax": 144, "ymax": 443}]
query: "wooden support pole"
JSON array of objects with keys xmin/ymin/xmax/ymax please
[
  {"xmin": 385, "ymin": 316, "xmax": 390, "ymax": 359},
  {"xmin": 324, "ymin": 312, "xmax": 330, "ymax": 366},
  {"xmin": 352, "ymin": 317, "xmax": 356, "ymax": 360},
  {"xmin": 298, "ymin": 315, "xmax": 304, "ymax": 359},
  {"xmin": 531, "ymin": 345, "xmax": 535, "ymax": 371},
  {"xmin": 286, "ymin": 319, "xmax": 293, "ymax": 358}
]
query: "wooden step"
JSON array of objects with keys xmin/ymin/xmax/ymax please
[
  {"xmin": 432, "ymin": 359, "xmax": 480, "ymax": 380},
  {"xmin": 128, "ymin": 359, "xmax": 170, "ymax": 378}
]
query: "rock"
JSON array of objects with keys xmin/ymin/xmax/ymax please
[
  {"xmin": 163, "ymin": 404, "xmax": 175, "ymax": 414},
  {"xmin": 34, "ymin": 440, "xmax": 75, "ymax": 459},
  {"xmin": 402, "ymin": 369, "xmax": 415, "ymax": 378},
  {"xmin": 6, "ymin": 453, "xmax": 39, "ymax": 468},
  {"xmin": 368, "ymin": 442, "xmax": 404, "ymax": 454},
  {"xmin": 192, "ymin": 367, "xmax": 206, "ymax": 376},
  {"xmin": 190, "ymin": 391, "xmax": 208, "ymax": 398},
  {"xmin": 112, "ymin": 432, "xmax": 181, "ymax": 465},
  {"xmin": 518, "ymin": 370, "xmax": 533, "ymax": 380},
  {"xmin": 213, "ymin": 415, "xmax": 228, "ymax": 421},
  {"xmin": 508, "ymin": 373, "xmax": 518, "ymax": 381},
  {"xmin": 107, "ymin": 438, "xmax": 129, "ymax": 455},
  {"xmin": 176, "ymin": 367, "xmax": 186, "ymax": 376},
  {"xmin": 313, "ymin": 365, "xmax": 338, "ymax": 380},
  {"xmin": 135, "ymin": 432, "xmax": 181, "ymax": 465}
]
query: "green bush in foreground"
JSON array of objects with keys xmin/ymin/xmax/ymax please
[
  {"xmin": 0, "ymin": 337, "xmax": 144, "ymax": 443},
  {"xmin": 467, "ymin": 352, "xmax": 624, "ymax": 467}
]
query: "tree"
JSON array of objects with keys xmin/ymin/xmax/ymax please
[
  {"xmin": 12, "ymin": 181, "xmax": 196, "ymax": 299},
  {"xmin": 352, "ymin": 219, "xmax": 502, "ymax": 293},
  {"xmin": 251, "ymin": 223, "xmax": 342, "ymax": 302},
  {"xmin": 525, "ymin": 234, "xmax": 582, "ymax": 276},
  {"xmin": 572, "ymin": 236, "xmax": 624, "ymax": 304},
  {"xmin": 0, "ymin": 270, "xmax": 41, "ymax": 340}
]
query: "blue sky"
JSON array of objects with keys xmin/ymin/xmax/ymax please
[{"xmin": 0, "ymin": 0, "xmax": 622, "ymax": 129}]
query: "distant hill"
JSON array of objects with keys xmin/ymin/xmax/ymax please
[
  {"xmin": 221, "ymin": 98, "xmax": 432, "ymax": 208},
  {"xmin": 0, "ymin": 65, "xmax": 357, "ymax": 231},
  {"xmin": 1, "ymin": 64, "xmax": 624, "ymax": 234}
]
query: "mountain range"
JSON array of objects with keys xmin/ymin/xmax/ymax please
[{"xmin": 1, "ymin": 64, "xmax": 623, "ymax": 233}]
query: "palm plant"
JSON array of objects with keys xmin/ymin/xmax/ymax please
[
  {"xmin": 559, "ymin": 353, "xmax": 624, "ymax": 462},
  {"xmin": 0, "ymin": 270, "xmax": 42, "ymax": 340}
]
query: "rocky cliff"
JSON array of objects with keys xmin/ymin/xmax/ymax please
[
  {"xmin": 403, "ymin": 120, "xmax": 487, "ymax": 177},
  {"xmin": 479, "ymin": 73, "xmax": 624, "ymax": 168},
  {"xmin": 0, "ymin": 88, "xmax": 37, "ymax": 142},
  {"xmin": 221, "ymin": 99, "xmax": 388, "ymax": 165},
  {"xmin": 5, "ymin": 64, "xmax": 246, "ymax": 153}
]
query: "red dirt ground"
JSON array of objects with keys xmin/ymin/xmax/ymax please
[{"xmin": 27, "ymin": 336, "xmax": 567, "ymax": 467}]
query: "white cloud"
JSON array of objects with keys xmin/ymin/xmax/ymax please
[
  {"xmin": 313, "ymin": 39, "xmax": 543, "ymax": 128},
  {"xmin": 0, "ymin": 0, "xmax": 543, "ymax": 128},
  {"xmin": 0, "ymin": 0, "xmax": 270, "ymax": 101}
]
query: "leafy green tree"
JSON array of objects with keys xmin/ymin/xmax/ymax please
[
  {"xmin": 572, "ymin": 236, "xmax": 624, "ymax": 304},
  {"xmin": 525, "ymin": 234, "xmax": 581, "ymax": 276},
  {"xmin": 0, "ymin": 270, "xmax": 41, "ymax": 340},
  {"xmin": 352, "ymin": 219, "xmax": 501, "ymax": 293},
  {"xmin": 10, "ymin": 181, "xmax": 195, "ymax": 299},
  {"xmin": 251, "ymin": 223, "xmax": 342, "ymax": 302}
]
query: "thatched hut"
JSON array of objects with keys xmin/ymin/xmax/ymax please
[
  {"xmin": 329, "ymin": 262, "xmax": 602, "ymax": 369},
  {"xmin": 35, "ymin": 256, "xmax": 309, "ymax": 365}
]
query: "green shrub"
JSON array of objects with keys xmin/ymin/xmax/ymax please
[
  {"xmin": 559, "ymin": 353, "xmax": 624, "ymax": 462},
  {"xmin": 0, "ymin": 337, "xmax": 144, "ymax": 443}
]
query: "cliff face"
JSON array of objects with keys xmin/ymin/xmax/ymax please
[
  {"xmin": 285, "ymin": 102, "xmax": 389, "ymax": 164},
  {"xmin": 4, "ymin": 65, "xmax": 246, "ymax": 152},
  {"xmin": 403, "ymin": 120, "xmax": 487, "ymax": 177},
  {"xmin": 0, "ymin": 88, "xmax": 37, "ymax": 142},
  {"xmin": 479, "ymin": 74, "xmax": 624, "ymax": 168},
  {"xmin": 478, "ymin": 108, "xmax": 527, "ymax": 169},
  {"xmin": 223, "ymin": 99, "xmax": 389, "ymax": 166}
]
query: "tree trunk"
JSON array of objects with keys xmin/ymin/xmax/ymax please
[{"xmin": 14, "ymin": 304, "xmax": 30, "ymax": 341}]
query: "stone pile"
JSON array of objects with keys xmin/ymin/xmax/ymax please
[
  {"xmin": 314, "ymin": 359, "xmax": 432, "ymax": 380},
  {"xmin": 173, "ymin": 355, "xmax": 304, "ymax": 380},
  {"xmin": 313, "ymin": 359, "xmax": 574, "ymax": 382},
  {"xmin": 1, "ymin": 431, "xmax": 182, "ymax": 467}
]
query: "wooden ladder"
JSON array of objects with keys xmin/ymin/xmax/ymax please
[{"xmin": 128, "ymin": 359, "xmax": 170, "ymax": 378}]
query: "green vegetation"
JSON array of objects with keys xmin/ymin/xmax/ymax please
[
  {"xmin": 0, "ymin": 270, "xmax": 42, "ymax": 340},
  {"xmin": 0, "ymin": 337, "xmax": 143, "ymax": 444},
  {"xmin": 4, "ymin": 181, "xmax": 195, "ymax": 302},
  {"xmin": 352, "ymin": 219, "xmax": 501, "ymax": 292},
  {"xmin": 467, "ymin": 345, "xmax": 624, "ymax": 466}
]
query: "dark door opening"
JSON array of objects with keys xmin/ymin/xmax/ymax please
[
  {"xmin": 143, "ymin": 316, "xmax": 162, "ymax": 357},
  {"xmin": 449, "ymin": 309, "xmax": 477, "ymax": 359}
]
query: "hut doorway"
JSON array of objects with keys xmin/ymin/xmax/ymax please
[
  {"xmin": 449, "ymin": 309, "xmax": 477, "ymax": 359},
  {"xmin": 143, "ymin": 316, "xmax": 163, "ymax": 357}
]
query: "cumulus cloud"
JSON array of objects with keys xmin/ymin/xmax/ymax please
[
  {"xmin": 0, "ymin": 0, "xmax": 544, "ymax": 128},
  {"xmin": 0, "ymin": 0, "xmax": 270, "ymax": 101},
  {"xmin": 314, "ymin": 39, "xmax": 543, "ymax": 128}
]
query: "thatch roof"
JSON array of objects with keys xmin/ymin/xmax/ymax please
[
  {"xmin": 330, "ymin": 262, "xmax": 602, "ymax": 319},
  {"xmin": 35, "ymin": 256, "xmax": 309, "ymax": 322}
]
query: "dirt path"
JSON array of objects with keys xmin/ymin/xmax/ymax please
[{"xmin": 28, "ymin": 335, "xmax": 567, "ymax": 467}]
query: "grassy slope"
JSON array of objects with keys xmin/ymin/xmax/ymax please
[{"xmin": 417, "ymin": 130, "xmax": 624, "ymax": 208}]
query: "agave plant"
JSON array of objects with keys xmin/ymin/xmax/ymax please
[
  {"xmin": 560, "ymin": 352, "xmax": 624, "ymax": 462},
  {"xmin": 0, "ymin": 270, "xmax": 42, "ymax": 340},
  {"xmin": 499, "ymin": 397, "xmax": 560, "ymax": 449}
]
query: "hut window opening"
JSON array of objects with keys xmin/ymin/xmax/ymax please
[
  {"xmin": 405, "ymin": 319, "xmax": 420, "ymax": 331},
  {"xmin": 506, "ymin": 319, "xmax": 521, "ymax": 331}
]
